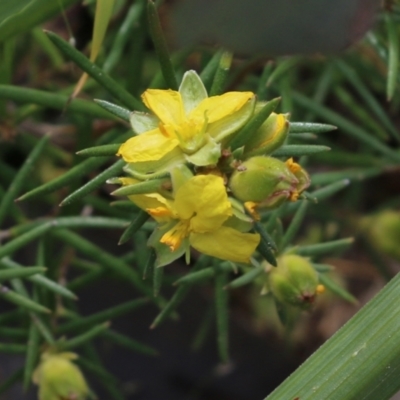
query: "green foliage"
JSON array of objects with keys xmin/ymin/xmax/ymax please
[{"xmin": 1, "ymin": 1, "xmax": 400, "ymax": 399}]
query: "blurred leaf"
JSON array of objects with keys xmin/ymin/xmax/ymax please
[
  {"xmin": 0, "ymin": 0, "xmax": 79, "ymax": 42},
  {"xmin": 72, "ymin": 0, "xmax": 116, "ymax": 98}
]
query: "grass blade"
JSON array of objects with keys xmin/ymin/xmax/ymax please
[
  {"xmin": 147, "ymin": 0, "xmax": 178, "ymax": 90},
  {"xmin": 0, "ymin": 134, "xmax": 48, "ymax": 226},
  {"xmin": 45, "ymin": 31, "xmax": 143, "ymax": 110}
]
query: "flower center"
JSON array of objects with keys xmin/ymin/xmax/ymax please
[
  {"xmin": 160, "ymin": 220, "xmax": 190, "ymax": 251},
  {"xmin": 159, "ymin": 116, "xmax": 208, "ymax": 154}
]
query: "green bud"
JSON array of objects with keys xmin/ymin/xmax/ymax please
[
  {"xmin": 362, "ymin": 210, "xmax": 400, "ymax": 261},
  {"xmin": 229, "ymin": 156, "xmax": 298, "ymax": 208},
  {"xmin": 268, "ymin": 254, "xmax": 321, "ymax": 309},
  {"xmin": 33, "ymin": 351, "xmax": 89, "ymax": 400},
  {"xmin": 244, "ymin": 112, "xmax": 289, "ymax": 157}
]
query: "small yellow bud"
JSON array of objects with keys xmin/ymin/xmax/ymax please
[
  {"xmin": 33, "ymin": 351, "xmax": 89, "ymax": 400},
  {"xmin": 243, "ymin": 112, "xmax": 289, "ymax": 157}
]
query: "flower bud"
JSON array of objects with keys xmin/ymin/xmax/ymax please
[
  {"xmin": 268, "ymin": 254, "xmax": 320, "ymax": 309},
  {"xmin": 229, "ymin": 156, "xmax": 299, "ymax": 209},
  {"xmin": 244, "ymin": 112, "xmax": 289, "ymax": 157},
  {"xmin": 33, "ymin": 351, "xmax": 89, "ymax": 400},
  {"xmin": 361, "ymin": 210, "xmax": 400, "ymax": 261}
]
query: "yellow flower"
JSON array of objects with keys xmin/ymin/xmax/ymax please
[
  {"xmin": 117, "ymin": 70, "xmax": 255, "ymax": 169},
  {"xmin": 126, "ymin": 174, "xmax": 260, "ymax": 265}
]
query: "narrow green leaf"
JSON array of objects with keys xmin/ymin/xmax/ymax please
[
  {"xmin": 265, "ymin": 273, "xmax": 400, "ymax": 400},
  {"xmin": 60, "ymin": 160, "xmax": 125, "ymax": 206},
  {"xmin": 289, "ymin": 122, "xmax": 337, "ymax": 133},
  {"xmin": 288, "ymin": 133, "xmax": 317, "ymax": 141},
  {"xmin": 280, "ymin": 201, "xmax": 308, "ymax": 250},
  {"xmin": 0, "ymin": 267, "xmax": 46, "ymax": 281},
  {"xmin": 310, "ymin": 179, "xmax": 351, "ymax": 202},
  {"xmin": 0, "ymin": 285, "xmax": 50, "ymax": 314},
  {"xmin": 6, "ymin": 217, "xmax": 130, "ymax": 240},
  {"xmin": 94, "ymin": 99, "xmax": 131, "ymax": 121},
  {"xmin": 0, "ymin": 85, "xmax": 112, "ymax": 119},
  {"xmin": 153, "ymin": 265, "xmax": 164, "ymax": 297},
  {"xmin": 0, "ymin": 223, "xmax": 51, "ymax": 259},
  {"xmin": 0, "ymin": 343, "xmax": 27, "ymax": 353},
  {"xmin": 200, "ymin": 50, "xmax": 223, "ymax": 91},
  {"xmin": 0, "ymin": 327, "xmax": 27, "ymax": 339},
  {"xmin": 59, "ymin": 323, "xmax": 110, "ymax": 350},
  {"xmin": 319, "ymin": 274, "xmax": 357, "ymax": 304},
  {"xmin": 179, "ymin": 260, "xmax": 235, "ymax": 284},
  {"xmin": 231, "ymin": 97, "xmax": 280, "ymax": 150},
  {"xmin": 23, "ymin": 320, "xmax": 40, "ymax": 391},
  {"xmin": 385, "ymin": 12, "xmax": 399, "ymax": 101},
  {"xmin": 17, "ymin": 157, "xmax": 108, "ymax": 202},
  {"xmin": 77, "ymin": 143, "xmax": 121, "ymax": 157},
  {"xmin": 0, "ymin": 0, "xmax": 78, "ymax": 42},
  {"xmin": 295, "ymin": 238, "xmax": 354, "ymax": 257},
  {"xmin": 77, "ymin": 357, "xmax": 124, "ymax": 400},
  {"xmin": 103, "ymin": 329, "xmax": 158, "ymax": 356},
  {"xmin": 111, "ymin": 177, "xmax": 170, "ymax": 197},
  {"xmin": 103, "ymin": 0, "xmax": 146, "ymax": 74},
  {"xmin": 266, "ymin": 57, "xmax": 299, "ymax": 87},
  {"xmin": 45, "ymin": 31, "xmax": 143, "ymax": 110},
  {"xmin": 110, "ymin": 200, "xmax": 139, "ymax": 212},
  {"xmin": 225, "ymin": 265, "xmax": 264, "ymax": 290},
  {"xmin": 142, "ymin": 247, "xmax": 156, "ymax": 279},
  {"xmin": 0, "ymin": 134, "xmax": 48, "ymax": 226},
  {"xmin": 191, "ymin": 305, "xmax": 214, "ymax": 351},
  {"xmin": 292, "ymin": 91, "xmax": 400, "ymax": 162},
  {"xmin": 215, "ymin": 272, "xmax": 229, "ymax": 363},
  {"xmin": 118, "ymin": 210, "xmax": 149, "ymax": 245},
  {"xmin": 254, "ymin": 221, "xmax": 277, "ymax": 266},
  {"xmin": 335, "ymin": 59, "xmax": 400, "ymax": 142},
  {"xmin": 312, "ymin": 263, "xmax": 335, "ymax": 273},
  {"xmin": 272, "ymin": 144, "xmax": 330, "ymax": 157},
  {"xmin": 30, "ymin": 312, "xmax": 55, "ymax": 345},
  {"xmin": 311, "ymin": 168, "xmax": 383, "ymax": 186},
  {"xmin": 53, "ymin": 229, "xmax": 155, "ymax": 300},
  {"xmin": 334, "ymin": 86, "xmax": 389, "ymax": 141},
  {"xmin": 150, "ymin": 285, "xmax": 190, "ymax": 329},
  {"xmin": 57, "ymin": 298, "xmax": 149, "ymax": 335},
  {"xmin": 147, "ymin": 0, "xmax": 178, "ymax": 90},
  {"xmin": 209, "ymin": 51, "xmax": 233, "ymax": 96},
  {"xmin": 67, "ymin": 269, "xmax": 105, "ymax": 292}
]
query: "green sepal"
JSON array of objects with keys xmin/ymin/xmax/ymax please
[
  {"xmin": 170, "ymin": 164, "xmax": 194, "ymax": 194},
  {"xmin": 179, "ymin": 70, "xmax": 208, "ymax": 114},
  {"xmin": 129, "ymin": 111, "xmax": 159, "ymax": 134},
  {"xmin": 184, "ymin": 135, "xmax": 221, "ymax": 166}
]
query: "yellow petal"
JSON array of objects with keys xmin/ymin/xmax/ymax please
[
  {"xmin": 142, "ymin": 89, "xmax": 185, "ymax": 125},
  {"xmin": 190, "ymin": 227, "xmax": 260, "ymax": 263},
  {"xmin": 117, "ymin": 129, "xmax": 179, "ymax": 162},
  {"xmin": 130, "ymin": 192, "xmax": 173, "ymax": 219},
  {"xmin": 190, "ymin": 91, "xmax": 254, "ymax": 124},
  {"xmin": 174, "ymin": 175, "xmax": 232, "ymax": 232}
]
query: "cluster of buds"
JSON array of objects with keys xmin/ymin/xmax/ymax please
[{"xmin": 114, "ymin": 70, "xmax": 310, "ymax": 268}]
